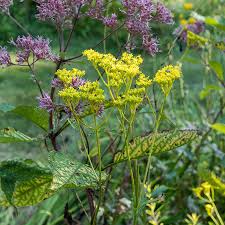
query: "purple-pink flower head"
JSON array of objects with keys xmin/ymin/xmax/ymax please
[
  {"xmin": 51, "ymin": 78, "xmax": 64, "ymax": 88},
  {"xmin": 36, "ymin": 0, "xmax": 66, "ymax": 24},
  {"xmin": 11, "ymin": 36, "xmax": 58, "ymax": 64},
  {"xmin": 142, "ymin": 35, "xmax": 159, "ymax": 56},
  {"xmin": 36, "ymin": 0, "xmax": 91, "ymax": 24},
  {"xmin": 0, "ymin": 47, "xmax": 11, "ymax": 66},
  {"xmin": 37, "ymin": 92, "xmax": 54, "ymax": 112},
  {"xmin": 71, "ymin": 77, "xmax": 86, "ymax": 88},
  {"xmin": 123, "ymin": 0, "xmax": 155, "ymax": 35},
  {"xmin": 87, "ymin": 0, "xmax": 104, "ymax": 20},
  {"xmin": 103, "ymin": 13, "xmax": 117, "ymax": 28},
  {"xmin": 154, "ymin": 2, "xmax": 174, "ymax": 24},
  {"xmin": 0, "ymin": 0, "xmax": 13, "ymax": 13}
]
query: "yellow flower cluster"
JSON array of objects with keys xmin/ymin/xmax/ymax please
[
  {"xmin": 187, "ymin": 31, "xmax": 208, "ymax": 48},
  {"xmin": 183, "ymin": 3, "xmax": 193, "ymax": 10},
  {"xmin": 83, "ymin": 49, "xmax": 149, "ymax": 88},
  {"xmin": 83, "ymin": 49, "xmax": 153, "ymax": 108},
  {"xmin": 193, "ymin": 182, "xmax": 212, "ymax": 199},
  {"xmin": 79, "ymin": 81, "xmax": 105, "ymax": 104},
  {"xmin": 180, "ymin": 17, "xmax": 196, "ymax": 26},
  {"xmin": 136, "ymin": 73, "xmax": 152, "ymax": 87},
  {"xmin": 120, "ymin": 52, "xmax": 143, "ymax": 66},
  {"xmin": 58, "ymin": 87, "xmax": 80, "ymax": 100},
  {"xmin": 113, "ymin": 88, "xmax": 146, "ymax": 107},
  {"xmin": 59, "ymin": 81, "xmax": 105, "ymax": 105},
  {"xmin": 154, "ymin": 65, "xmax": 182, "ymax": 96},
  {"xmin": 55, "ymin": 68, "xmax": 85, "ymax": 85}
]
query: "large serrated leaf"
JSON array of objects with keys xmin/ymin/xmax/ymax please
[
  {"xmin": 114, "ymin": 130, "xmax": 200, "ymax": 163},
  {"xmin": 0, "ymin": 104, "xmax": 49, "ymax": 131},
  {"xmin": 49, "ymin": 152, "xmax": 107, "ymax": 190},
  {"xmin": 0, "ymin": 128, "xmax": 36, "ymax": 143},
  {"xmin": 0, "ymin": 160, "xmax": 53, "ymax": 207}
]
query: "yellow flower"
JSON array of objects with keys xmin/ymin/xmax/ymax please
[
  {"xmin": 193, "ymin": 187, "xmax": 203, "ymax": 199},
  {"xmin": 56, "ymin": 68, "xmax": 85, "ymax": 85},
  {"xmin": 201, "ymin": 182, "xmax": 212, "ymax": 198},
  {"xmin": 183, "ymin": 3, "xmax": 193, "ymax": 10},
  {"xmin": 120, "ymin": 52, "xmax": 143, "ymax": 66},
  {"xmin": 188, "ymin": 17, "xmax": 196, "ymax": 24},
  {"xmin": 79, "ymin": 81, "xmax": 105, "ymax": 104},
  {"xmin": 136, "ymin": 73, "xmax": 152, "ymax": 87},
  {"xmin": 58, "ymin": 87, "xmax": 80, "ymax": 100},
  {"xmin": 83, "ymin": 49, "xmax": 104, "ymax": 65},
  {"xmin": 205, "ymin": 204, "xmax": 214, "ymax": 216},
  {"xmin": 180, "ymin": 19, "xmax": 188, "ymax": 25},
  {"xmin": 154, "ymin": 65, "xmax": 182, "ymax": 96}
]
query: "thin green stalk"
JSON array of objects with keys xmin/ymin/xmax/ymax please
[
  {"xmin": 143, "ymin": 96, "xmax": 167, "ymax": 184},
  {"xmin": 208, "ymin": 196, "xmax": 224, "ymax": 225},
  {"xmin": 91, "ymin": 115, "xmax": 103, "ymax": 225},
  {"xmin": 67, "ymin": 106, "xmax": 97, "ymax": 179}
]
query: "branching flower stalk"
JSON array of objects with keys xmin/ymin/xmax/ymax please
[{"xmin": 193, "ymin": 182, "xmax": 225, "ymax": 225}]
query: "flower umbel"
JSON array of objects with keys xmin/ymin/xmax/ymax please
[
  {"xmin": 56, "ymin": 68, "xmax": 85, "ymax": 86},
  {"xmin": 0, "ymin": 0, "xmax": 12, "ymax": 12},
  {"xmin": 11, "ymin": 36, "xmax": 57, "ymax": 64},
  {"xmin": 154, "ymin": 64, "xmax": 182, "ymax": 96}
]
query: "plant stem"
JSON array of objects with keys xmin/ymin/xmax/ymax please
[
  {"xmin": 91, "ymin": 115, "xmax": 103, "ymax": 225},
  {"xmin": 8, "ymin": 13, "xmax": 30, "ymax": 35}
]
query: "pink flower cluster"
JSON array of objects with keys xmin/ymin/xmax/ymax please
[
  {"xmin": 36, "ymin": 0, "xmax": 66, "ymax": 24},
  {"xmin": 36, "ymin": 0, "xmax": 118, "ymax": 28},
  {"xmin": 37, "ymin": 92, "xmax": 55, "ymax": 112},
  {"xmin": 11, "ymin": 36, "xmax": 58, "ymax": 64},
  {"xmin": 0, "ymin": 47, "xmax": 11, "ymax": 66},
  {"xmin": 155, "ymin": 2, "xmax": 174, "ymax": 25},
  {"xmin": 0, "ymin": 0, "xmax": 12, "ymax": 12},
  {"xmin": 122, "ymin": 0, "xmax": 173, "ymax": 55}
]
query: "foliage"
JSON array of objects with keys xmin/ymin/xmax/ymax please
[{"xmin": 0, "ymin": 0, "xmax": 224, "ymax": 224}]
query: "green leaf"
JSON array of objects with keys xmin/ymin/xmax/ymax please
[
  {"xmin": 199, "ymin": 85, "xmax": 222, "ymax": 100},
  {"xmin": 0, "ymin": 128, "xmax": 36, "ymax": 143},
  {"xmin": 12, "ymin": 106, "xmax": 49, "ymax": 131},
  {"xmin": 0, "ymin": 160, "xmax": 53, "ymax": 207},
  {"xmin": 0, "ymin": 104, "xmax": 49, "ymax": 131},
  {"xmin": 209, "ymin": 61, "xmax": 224, "ymax": 80},
  {"xmin": 0, "ymin": 177, "xmax": 16, "ymax": 205},
  {"xmin": 182, "ymin": 56, "xmax": 201, "ymax": 64},
  {"xmin": 211, "ymin": 123, "xmax": 225, "ymax": 134},
  {"xmin": 114, "ymin": 130, "xmax": 200, "ymax": 163},
  {"xmin": 49, "ymin": 152, "xmax": 107, "ymax": 190}
]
